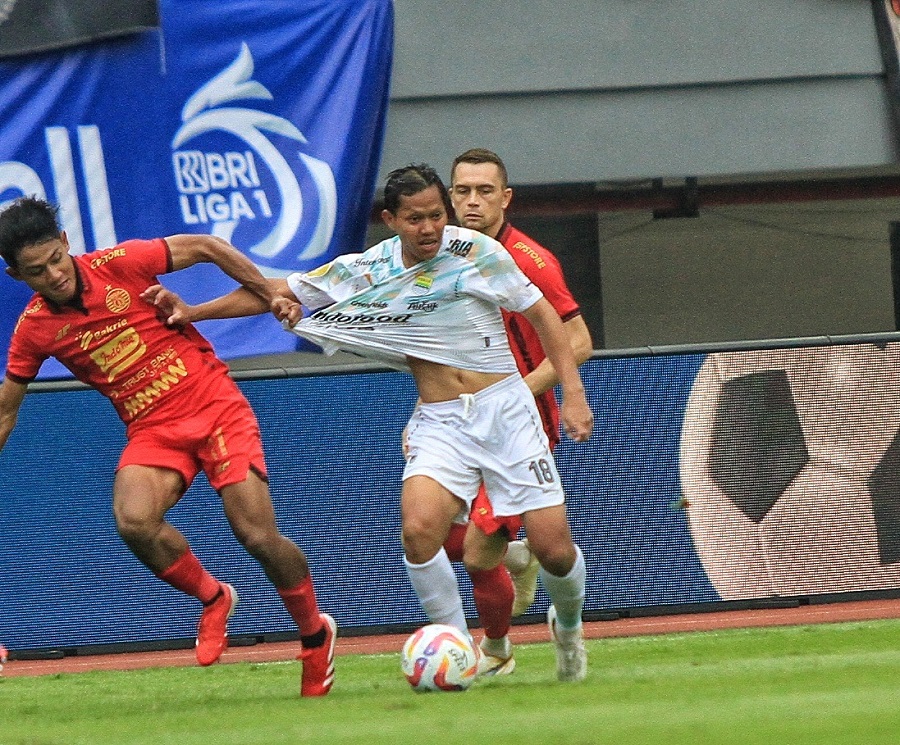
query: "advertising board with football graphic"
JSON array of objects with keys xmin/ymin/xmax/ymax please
[{"xmin": 680, "ymin": 343, "xmax": 900, "ymax": 599}]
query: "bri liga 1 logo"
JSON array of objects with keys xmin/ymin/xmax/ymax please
[{"xmin": 171, "ymin": 43, "xmax": 337, "ymax": 275}]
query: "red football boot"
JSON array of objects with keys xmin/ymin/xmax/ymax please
[
  {"xmin": 195, "ymin": 583, "xmax": 238, "ymax": 666},
  {"xmin": 299, "ymin": 613, "xmax": 337, "ymax": 697}
]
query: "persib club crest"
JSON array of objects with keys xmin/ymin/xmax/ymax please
[{"xmin": 171, "ymin": 43, "xmax": 337, "ymax": 275}]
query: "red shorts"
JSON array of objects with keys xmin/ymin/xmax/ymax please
[
  {"xmin": 469, "ymin": 483, "xmax": 524, "ymax": 537},
  {"xmin": 118, "ymin": 376, "xmax": 267, "ymax": 493}
]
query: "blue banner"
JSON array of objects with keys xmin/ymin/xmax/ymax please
[{"xmin": 0, "ymin": 0, "xmax": 393, "ymax": 377}]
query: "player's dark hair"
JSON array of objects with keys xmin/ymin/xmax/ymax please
[
  {"xmin": 382, "ymin": 163, "xmax": 452, "ymax": 216},
  {"xmin": 451, "ymin": 148, "xmax": 509, "ymax": 189},
  {"xmin": 0, "ymin": 196, "xmax": 62, "ymax": 269}
]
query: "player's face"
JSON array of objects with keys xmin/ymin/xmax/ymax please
[
  {"xmin": 382, "ymin": 185, "xmax": 448, "ymax": 267},
  {"xmin": 450, "ymin": 162, "xmax": 511, "ymax": 239},
  {"xmin": 8, "ymin": 234, "xmax": 78, "ymax": 304}
]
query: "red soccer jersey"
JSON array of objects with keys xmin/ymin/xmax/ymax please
[
  {"xmin": 5, "ymin": 238, "xmax": 231, "ymax": 429},
  {"xmin": 496, "ymin": 221, "xmax": 582, "ymax": 449}
]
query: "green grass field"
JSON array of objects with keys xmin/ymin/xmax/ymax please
[{"xmin": 3, "ymin": 620, "xmax": 900, "ymax": 745}]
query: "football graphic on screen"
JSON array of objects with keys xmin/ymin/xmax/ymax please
[{"xmin": 679, "ymin": 343, "xmax": 900, "ymax": 599}]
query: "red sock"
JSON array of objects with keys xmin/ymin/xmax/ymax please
[
  {"xmin": 277, "ymin": 575, "xmax": 323, "ymax": 637},
  {"xmin": 470, "ymin": 565, "xmax": 514, "ymax": 639},
  {"xmin": 156, "ymin": 549, "xmax": 220, "ymax": 604},
  {"xmin": 443, "ymin": 522, "xmax": 466, "ymax": 562}
]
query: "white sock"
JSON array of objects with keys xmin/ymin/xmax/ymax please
[
  {"xmin": 539, "ymin": 544, "xmax": 586, "ymax": 630},
  {"xmin": 404, "ymin": 547, "xmax": 468, "ymax": 633},
  {"xmin": 504, "ymin": 540, "xmax": 532, "ymax": 573}
]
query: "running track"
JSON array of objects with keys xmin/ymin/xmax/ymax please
[{"xmin": 5, "ymin": 598, "xmax": 899, "ymax": 678}]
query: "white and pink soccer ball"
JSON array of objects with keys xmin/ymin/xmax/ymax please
[{"xmin": 400, "ymin": 624, "xmax": 479, "ymax": 692}]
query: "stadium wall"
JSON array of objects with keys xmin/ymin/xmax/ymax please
[
  {"xmin": 383, "ymin": 0, "xmax": 891, "ymax": 184},
  {"xmin": 3, "ymin": 336, "xmax": 900, "ymax": 652}
]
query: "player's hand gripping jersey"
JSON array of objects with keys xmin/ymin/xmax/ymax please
[{"xmin": 286, "ymin": 226, "xmax": 543, "ymax": 372}]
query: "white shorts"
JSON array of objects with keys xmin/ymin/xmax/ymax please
[{"xmin": 403, "ymin": 373, "xmax": 565, "ymax": 518}]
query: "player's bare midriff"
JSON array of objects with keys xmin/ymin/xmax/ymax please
[{"xmin": 406, "ymin": 356, "xmax": 511, "ymax": 403}]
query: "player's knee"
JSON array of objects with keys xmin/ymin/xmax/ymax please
[
  {"xmin": 233, "ymin": 524, "xmax": 278, "ymax": 559},
  {"xmin": 463, "ymin": 555, "xmax": 498, "ymax": 573},
  {"xmin": 401, "ymin": 514, "xmax": 429, "ymax": 543},
  {"xmin": 461, "ymin": 525, "xmax": 508, "ymax": 572},
  {"xmin": 401, "ymin": 520, "xmax": 444, "ymax": 563},
  {"xmin": 113, "ymin": 508, "xmax": 160, "ymax": 546},
  {"xmin": 532, "ymin": 542, "xmax": 576, "ymax": 577},
  {"xmin": 462, "ymin": 544, "xmax": 505, "ymax": 573}
]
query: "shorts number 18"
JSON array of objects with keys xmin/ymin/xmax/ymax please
[{"xmin": 528, "ymin": 458, "xmax": 555, "ymax": 485}]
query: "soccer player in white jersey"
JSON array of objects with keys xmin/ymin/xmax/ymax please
[{"xmin": 143, "ymin": 164, "xmax": 593, "ymax": 682}]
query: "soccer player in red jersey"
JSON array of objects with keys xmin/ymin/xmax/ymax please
[
  {"xmin": 447, "ymin": 149, "xmax": 594, "ymax": 677},
  {"xmin": 0, "ymin": 197, "xmax": 335, "ymax": 696}
]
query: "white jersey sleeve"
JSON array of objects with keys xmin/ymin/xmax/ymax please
[
  {"xmin": 443, "ymin": 226, "xmax": 542, "ymax": 314},
  {"xmin": 286, "ymin": 246, "xmax": 394, "ymax": 310}
]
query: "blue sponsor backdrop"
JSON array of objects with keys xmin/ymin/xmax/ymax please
[
  {"xmin": 0, "ymin": 355, "xmax": 717, "ymax": 651},
  {"xmin": 0, "ymin": 0, "xmax": 394, "ymax": 377}
]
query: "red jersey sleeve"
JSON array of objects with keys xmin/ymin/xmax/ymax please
[
  {"xmin": 5, "ymin": 299, "xmax": 48, "ymax": 384},
  {"xmin": 499, "ymin": 224, "xmax": 581, "ymax": 322},
  {"xmin": 107, "ymin": 238, "xmax": 173, "ymax": 284}
]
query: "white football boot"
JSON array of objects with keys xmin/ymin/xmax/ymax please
[
  {"xmin": 477, "ymin": 634, "xmax": 516, "ymax": 676},
  {"xmin": 547, "ymin": 605, "xmax": 587, "ymax": 682}
]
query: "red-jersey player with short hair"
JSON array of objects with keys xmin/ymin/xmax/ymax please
[
  {"xmin": 0, "ymin": 196, "xmax": 335, "ymax": 697},
  {"xmin": 448, "ymin": 149, "xmax": 593, "ymax": 677}
]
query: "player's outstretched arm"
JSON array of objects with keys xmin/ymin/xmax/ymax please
[
  {"xmin": 522, "ymin": 298, "xmax": 594, "ymax": 442},
  {"xmin": 0, "ymin": 377, "xmax": 27, "ymax": 452},
  {"xmin": 141, "ymin": 280, "xmax": 301, "ymax": 326},
  {"xmin": 164, "ymin": 233, "xmax": 277, "ymax": 308}
]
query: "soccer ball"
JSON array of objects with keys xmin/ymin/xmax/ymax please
[
  {"xmin": 401, "ymin": 624, "xmax": 479, "ymax": 692},
  {"xmin": 680, "ymin": 343, "xmax": 900, "ymax": 599}
]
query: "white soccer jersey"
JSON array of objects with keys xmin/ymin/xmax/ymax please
[{"xmin": 286, "ymin": 226, "xmax": 543, "ymax": 372}]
